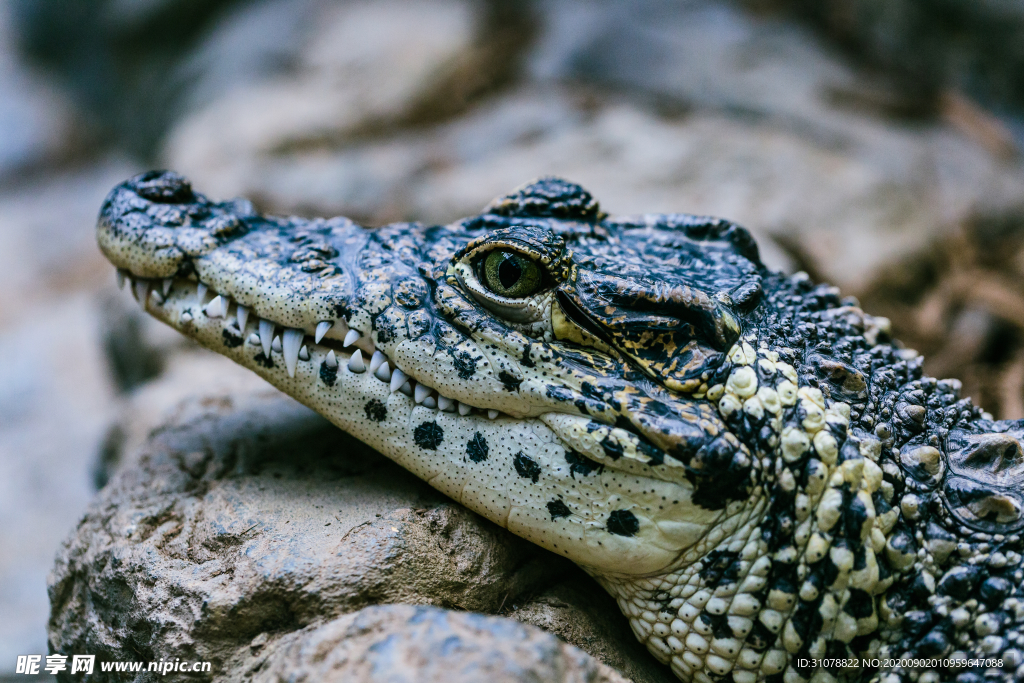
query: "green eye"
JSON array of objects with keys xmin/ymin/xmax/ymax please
[{"xmin": 482, "ymin": 250, "xmax": 543, "ymax": 298}]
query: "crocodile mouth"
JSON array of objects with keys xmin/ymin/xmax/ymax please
[{"xmin": 117, "ymin": 271, "xmax": 508, "ymax": 420}]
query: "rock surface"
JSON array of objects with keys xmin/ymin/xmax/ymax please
[
  {"xmin": 48, "ymin": 385, "xmax": 674, "ymax": 682},
  {"xmin": 243, "ymin": 604, "xmax": 627, "ymax": 683}
]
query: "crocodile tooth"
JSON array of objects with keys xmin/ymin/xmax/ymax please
[
  {"xmin": 414, "ymin": 384, "xmax": 432, "ymax": 403},
  {"xmin": 487, "ymin": 410, "xmax": 499, "ymax": 419},
  {"xmin": 390, "ymin": 368, "xmax": 408, "ymax": 393},
  {"xmin": 180, "ymin": 311, "xmax": 193, "ymax": 323},
  {"xmin": 437, "ymin": 396, "xmax": 455, "ymax": 412},
  {"xmin": 347, "ymin": 349, "xmax": 365, "ymax": 373},
  {"xmin": 325, "ymin": 349, "xmax": 338, "ymax": 368},
  {"xmin": 205, "ymin": 295, "xmax": 227, "ymax": 318},
  {"xmin": 315, "ymin": 321, "xmax": 333, "ymax": 343},
  {"xmin": 247, "ymin": 333, "xmax": 260, "ymax": 345},
  {"xmin": 369, "ymin": 350, "xmax": 386, "ymax": 374},
  {"xmin": 422, "ymin": 396, "xmax": 437, "ymax": 409},
  {"xmin": 162, "ymin": 278, "xmax": 173, "ymax": 296},
  {"xmin": 457, "ymin": 402, "xmax": 472, "ymax": 416},
  {"xmin": 150, "ymin": 287, "xmax": 164, "ymax": 304},
  {"xmin": 197, "ymin": 282, "xmax": 208, "ymax": 304},
  {"xmin": 272, "ymin": 336, "xmax": 282, "ymax": 353},
  {"xmin": 282, "ymin": 328, "xmax": 304, "ymax": 377},
  {"xmin": 298, "ymin": 345, "xmax": 310, "ymax": 361},
  {"xmin": 116, "ymin": 270, "xmax": 127, "ymax": 289},
  {"xmin": 343, "ymin": 329, "xmax": 360, "ymax": 347},
  {"xmin": 133, "ymin": 279, "xmax": 149, "ymax": 304},
  {"xmin": 374, "ymin": 361, "xmax": 391, "ymax": 383},
  {"xmin": 237, "ymin": 305, "xmax": 250, "ymax": 331},
  {"xmin": 258, "ymin": 319, "xmax": 275, "ymax": 357},
  {"xmin": 400, "ymin": 381, "xmax": 414, "ymax": 397}
]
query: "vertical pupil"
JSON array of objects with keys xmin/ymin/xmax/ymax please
[{"xmin": 497, "ymin": 255, "xmax": 522, "ymax": 290}]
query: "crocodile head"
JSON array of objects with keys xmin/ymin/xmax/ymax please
[{"xmin": 98, "ymin": 171, "xmax": 1024, "ymax": 682}]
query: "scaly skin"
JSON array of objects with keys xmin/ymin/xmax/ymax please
[{"xmin": 97, "ymin": 171, "xmax": 1024, "ymax": 683}]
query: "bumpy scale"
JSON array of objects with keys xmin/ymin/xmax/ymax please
[{"xmin": 97, "ymin": 171, "xmax": 1024, "ymax": 683}]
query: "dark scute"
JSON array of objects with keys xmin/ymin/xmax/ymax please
[
  {"xmin": 980, "ymin": 576, "xmax": 1012, "ymax": 605},
  {"xmin": 364, "ymin": 399, "xmax": 387, "ymax": 423},
  {"xmin": 914, "ymin": 630, "xmax": 949, "ymax": 657},
  {"xmin": 486, "ymin": 176, "xmax": 602, "ymax": 222},
  {"xmin": 513, "ymin": 452, "xmax": 541, "ymax": 483},
  {"xmin": 414, "ymin": 421, "xmax": 444, "ymax": 450},
  {"xmin": 131, "ymin": 170, "xmax": 194, "ymax": 204},
  {"xmin": 546, "ymin": 499, "xmax": 571, "ymax": 520},
  {"xmin": 902, "ymin": 610, "xmax": 935, "ymax": 639},
  {"xmin": 936, "ymin": 565, "xmax": 984, "ymax": 600},
  {"xmin": 606, "ymin": 509, "xmax": 639, "ymax": 536},
  {"xmin": 698, "ymin": 549, "xmax": 740, "ymax": 587},
  {"xmin": 843, "ymin": 588, "xmax": 874, "ymax": 619},
  {"xmin": 745, "ymin": 619, "xmax": 774, "ymax": 651},
  {"xmin": 466, "ymin": 432, "xmax": 489, "ymax": 463}
]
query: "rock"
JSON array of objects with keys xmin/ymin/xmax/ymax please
[
  {"xmin": 0, "ymin": 2, "xmax": 81, "ymax": 181},
  {"xmin": 163, "ymin": 0, "xmax": 485, "ymax": 201},
  {"xmin": 49, "ymin": 387, "xmax": 675, "ymax": 682},
  {"xmin": 0, "ymin": 293, "xmax": 118, "ymax": 667},
  {"xmin": 240, "ymin": 604, "xmax": 628, "ymax": 683},
  {"xmin": 158, "ymin": 0, "xmax": 1024, "ymax": 291}
]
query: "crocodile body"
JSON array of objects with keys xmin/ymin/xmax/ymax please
[{"xmin": 97, "ymin": 171, "xmax": 1024, "ymax": 683}]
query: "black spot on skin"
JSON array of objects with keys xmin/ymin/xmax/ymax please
[
  {"xmin": 254, "ymin": 352, "xmax": 275, "ymax": 368},
  {"xmin": 414, "ymin": 421, "xmax": 444, "ymax": 450},
  {"xmin": 546, "ymin": 385, "xmax": 573, "ymax": 402},
  {"xmin": 467, "ymin": 432, "xmax": 489, "ymax": 463},
  {"xmin": 333, "ymin": 302, "xmax": 351, "ymax": 320},
  {"xmin": 319, "ymin": 361, "xmax": 338, "ymax": 386},
  {"xmin": 547, "ymin": 499, "xmax": 571, "ymax": 520},
  {"xmin": 565, "ymin": 450, "xmax": 603, "ymax": 478},
  {"xmin": 698, "ymin": 550, "xmax": 740, "ymax": 587},
  {"xmin": 376, "ymin": 319, "xmax": 396, "ymax": 344},
  {"xmin": 746, "ymin": 619, "xmax": 774, "ymax": 651},
  {"xmin": 606, "ymin": 509, "xmax": 639, "ymax": 536},
  {"xmin": 222, "ymin": 328, "xmax": 244, "ymax": 348},
  {"xmin": 600, "ymin": 436, "xmax": 623, "ymax": 460},
  {"xmin": 700, "ymin": 612, "xmax": 735, "ymax": 640},
  {"xmin": 844, "ymin": 588, "xmax": 874, "ymax": 619},
  {"xmin": 453, "ymin": 351, "xmax": 477, "ymax": 379},
  {"xmin": 364, "ymin": 399, "xmax": 387, "ymax": 422},
  {"xmin": 513, "ymin": 452, "xmax": 541, "ymax": 483},
  {"xmin": 498, "ymin": 371, "xmax": 523, "ymax": 392}
]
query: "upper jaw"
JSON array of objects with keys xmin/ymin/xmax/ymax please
[{"xmin": 97, "ymin": 170, "xmax": 356, "ymax": 338}]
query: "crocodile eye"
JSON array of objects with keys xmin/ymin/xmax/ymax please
[{"xmin": 482, "ymin": 250, "xmax": 542, "ymax": 298}]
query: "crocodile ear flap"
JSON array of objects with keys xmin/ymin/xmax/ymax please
[{"xmin": 943, "ymin": 426, "xmax": 1024, "ymax": 532}]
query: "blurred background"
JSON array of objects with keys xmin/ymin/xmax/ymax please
[{"xmin": 3, "ymin": 0, "xmax": 1024, "ymax": 674}]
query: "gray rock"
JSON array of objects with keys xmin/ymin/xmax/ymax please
[
  {"xmin": 240, "ymin": 604, "xmax": 628, "ymax": 683},
  {"xmin": 48, "ymin": 386, "xmax": 675, "ymax": 682}
]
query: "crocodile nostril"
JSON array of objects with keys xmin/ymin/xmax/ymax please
[{"xmin": 133, "ymin": 170, "xmax": 194, "ymax": 204}]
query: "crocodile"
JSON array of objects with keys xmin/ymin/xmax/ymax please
[{"xmin": 96, "ymin": 170, "xmax": 1024, "ymax": 683}]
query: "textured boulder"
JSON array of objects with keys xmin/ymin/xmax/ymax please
[
  {"xmin": 48, "ymin": 385, "xmax": 673, "ymax": 682},
  {"xmin": 241, "ymin": 604, "xmax": 626, "ymax": 683}
]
